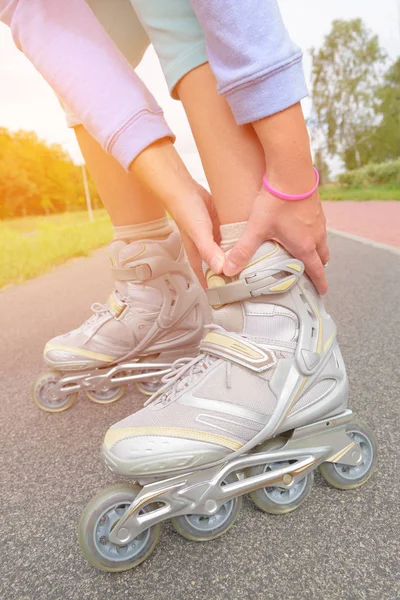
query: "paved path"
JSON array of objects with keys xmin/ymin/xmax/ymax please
[
  {"xmin": 1, "ymin": 235, "xmax": 399, "ymax": 600},
  {"xmin": 323, "ymin": 201, "xmax": 400, "ymax": 248}
]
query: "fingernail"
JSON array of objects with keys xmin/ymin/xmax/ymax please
[
  {"xmin": 210, "ymin": 256, "xmax": 224, "ymax": 273},
  {"xmin": 224, "ymin": 259, "xmax": 239, "ymax": 276}
]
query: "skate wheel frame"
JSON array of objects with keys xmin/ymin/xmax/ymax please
[
  {"xmin": 32, "ymin": 370, "xmax": 78, "ymax": 413},
  {"xmin": 79, "ymin": 419, "xmax": 377, "ymax": 571}
]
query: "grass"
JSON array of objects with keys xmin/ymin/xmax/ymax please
[
  {"xmin": 0, "ymin": 210, "xmax": 113, "ymax": 288},
  {"xmin": 1, "ymin": 181, "xmax": 399, "ymax": 289},
  {"xmin": 319, "ymin": 184, "xmax": 400, "ymax": 201}
]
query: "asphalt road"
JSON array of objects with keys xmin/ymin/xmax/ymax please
[{"xmin": 1, "ymin": 233, "xmax": 399, "ymax": 600}]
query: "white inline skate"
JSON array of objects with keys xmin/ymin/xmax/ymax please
[
  {"xmin": 78, "ymin": 242, "xmax": 377, "ymax": 571},
  {"xmin": 32, "ymin": 229, "xmax": 207, "ymax": 412}
]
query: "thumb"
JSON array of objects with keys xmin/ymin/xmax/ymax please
[
  {"xmin": 173, "ymin": 206, "xmax": 225, "ymax": 275},
  {"xmin": 191, "ymin": 226, "xmax": 225, "ymax": 274},
  {"xmin": 223, "ymin": 220, "xmax": 266, "ymax": 276}
]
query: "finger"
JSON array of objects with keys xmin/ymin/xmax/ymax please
[
  {"xmin": 170, "ymin": 200, "xmax": 225, "ymax": 274},
  {"xmin": 182, "ymin": 219, "xmax": 225, "ymax": 275},
  {"xmin": 193, "ymin": 231, "xmax": 226, "ymax": 275},
  {"xmin": 223, "ymin": 220, "xmax": 266, "ymax": 277},
  {"xmin": 316, "ymin": 235, "xmax": 330, "ymax": 268},
  {"xmin": 301, "ymin": 248, "xmax": 328, "ymax": 295},
  {"xmin": 201, "ymin": 190, "xmax": 221, "ymax": 244},
  {"xmin": 181, "ymin": 232, "xmax": 206, "ymax": 288}
]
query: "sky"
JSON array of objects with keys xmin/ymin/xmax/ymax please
[{"xmin": 0, "ymin": 0, "xmax": 399, "ymax": 179}]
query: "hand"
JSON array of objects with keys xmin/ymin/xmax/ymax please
[
  {"xmin": 223, "ymin": 187, "xmax": 329, "ymax": 295},
  {"xmin": 130, "ymin": 139, "xmax": 225, "ymax": 275}
]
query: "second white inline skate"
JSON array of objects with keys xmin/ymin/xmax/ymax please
[
  {"xmin": 78, "ymin": 242, "xmax": 377, "ymax": 571},
  {"xmin": 32, "ymin": 229, "xmax": 207, "ymax": 412}
]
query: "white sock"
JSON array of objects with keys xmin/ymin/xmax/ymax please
[
  {"xmin": 219, "ymin": 221, "xmax": 247, "ymax": 251},
  {"xmin": 113, "ymin": 217, "xmax": 172, "ymax": 242}
]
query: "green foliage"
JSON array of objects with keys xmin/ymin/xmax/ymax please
[
  {"xmin": 319, "ymin": 158, "xmax": 400, "ymax": 200},
  {"xmin": 0, "ymin": 128, "xmax": 101, "ymax": 218},
  {"xmin": 310, "ymin": 19, "xmax": 387, "ymax": 169},
  {"xmin": 0, "ymin": 210, "xmax": 112, "ymax": 288},
  {"xmin": 344, "ymin": 58, "xmax": 400, "ymax": 168},
  {"xmin": 320, "ymin": 184, "xmax": 400, "ymax": 201},
  {"xmin": 337, "ymin": 158, "xmax": 400, "ymax": 187}
]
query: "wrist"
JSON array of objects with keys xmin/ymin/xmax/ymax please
[
  {"xmin": 254, "ymin": 102, "xmax": 315, "ymax": 194},
  {"xmin": 264, "ymin": 156, "xmax": 315, "ymax": 196},
  {"xmin": 263, "ymin": 167, "xmax": 319, "ymax": 201}
]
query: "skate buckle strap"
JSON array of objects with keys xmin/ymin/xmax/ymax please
[
  {"xmin": 206, "ymin": 259, "xmax": 304, "ymax": 308},
  {"xmin": 112, "ymin": 256, "xmax": 187, "ymax": 283},
  {"xmin": 112, "ymin": 263, "xmax": 152, "ymax": 282},
  {"xmin": 201, "ymin": 331, "xmax": 276, "ymax": 373}
]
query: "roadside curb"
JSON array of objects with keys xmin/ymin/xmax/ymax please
[{"xmin": 328, "ymin": 228, "xmax": 400, "ymax": 256}]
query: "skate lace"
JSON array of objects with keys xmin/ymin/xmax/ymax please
[
  {"xmin": 78, "ymin": 293, "xmax": 128, "ymax": 331},
  {"xmin": 144, "ymin": 325, "xmax": 221, "ymax": 408}
]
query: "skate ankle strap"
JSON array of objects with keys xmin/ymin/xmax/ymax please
[
  {"xmin": 112, "ymin": 264, "xmax": 152, "ymax": 282},
  {"xmin": 201, "ymin": 331, "xmax": 276, "ymax": 373},
  {"xmin": 112, "ymin": 256, "xmax": 186, "ymax": 283},
  {"xmin": 206, "ymin": 259, "xmax": 304, "ymax": 307}
]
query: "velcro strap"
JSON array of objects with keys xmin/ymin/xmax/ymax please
[
  {"xmin": 112, "ymin": 255, "xmax": 188, "ymax": 283},
  {"xmin": 200, "ymin": 331, "xmax": 276, "ymax": 373},
  {"xmin": 206, "ymin": 279, "xmax": 253, "ymax": 306},
  {"xmin": 206, "ymin": 259, "xmax": 303, "ymax": 308},
  {"xmin": 112, "ymin": 263, "xmax": 152, "ymax": 282}
]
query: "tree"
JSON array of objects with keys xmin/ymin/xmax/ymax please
[
  {"xmin": 340, "ymin": 58, "xmax": 400, "ymax": 168},
  {"xmin": 310, "ymin": 19, "xmax": 387, "ymax": 169},
  {"xmin": 0, "ymin": 128, "xmax": 101, "ymax": 219},
  {"xmin": 370, "ymin": 58, "xmax": 400, "ymax": 162}
]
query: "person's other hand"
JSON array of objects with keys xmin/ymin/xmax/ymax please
[
  {"xmin": 223, "ymin": 188, "xmax": 329, "ymax": 295},
  {"xmin": 131, "ymin": 139, "xmax": 225, "ymax": 276}
]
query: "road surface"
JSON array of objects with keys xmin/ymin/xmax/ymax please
[{"xmin": 1, "ymin": 233, "xmax": 399, "ymax": 600}]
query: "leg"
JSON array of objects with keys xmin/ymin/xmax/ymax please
[
  {"xmin": 74, "ymin": 125, "xmax": 165, "ymax": 226},
  {"xmin": 33, "ymin": 1, "xmax": 208, "ymax": 411},
  {"xmin": 176, "ymin": 63, "xmax": 265, "ymax": 227},
  {"xmin": 34, "ymin": 131, "xmax": 207, "ymax": 410}
]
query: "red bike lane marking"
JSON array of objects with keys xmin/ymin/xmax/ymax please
[{"xmin": 323, "ymin": 201, "xmax": 400, "ymax": 248}]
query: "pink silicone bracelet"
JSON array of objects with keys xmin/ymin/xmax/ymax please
[{"xmin": 263, "ymin": 167, "xmax": 319, "ymax": 201}]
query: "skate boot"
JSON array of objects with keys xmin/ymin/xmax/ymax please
[
  {"xmin": 79, "ymin": 242, "xmax": 377, "ymax": 572},
  {"xmin": 32, "ymin": 228, "xmax": 207, "ymax": 412}
]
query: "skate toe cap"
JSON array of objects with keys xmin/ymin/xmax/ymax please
[
  {"xmin": 43, "ymin": 340, "xmax": 115, "ymax": 369},
  {"xmin": 103, "ymin": 426, "xmax": 235, "ymax": 476}
]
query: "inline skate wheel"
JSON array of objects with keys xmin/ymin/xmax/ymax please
[
  {"xmin": 78, "ymin": 483, "xmax": 161, "ymax": 572},
  {"xmin": 319, "ymin": 421, "xmax": 377, "ymax": 490},
  {"xmin": 84, "ymin": 386, "xmax": 126, "ymax": 404},
  {"xmin": 171, "ymin": 473, "xmax": 242, "ymax": 542},
  {"xmin": 135, "ymin": 372, "xmax": 162, "ymax": 396},
  {"xmin": 32, "ymin": 370, "xmax": 78, "ymax": 413},
  {"xmin": 247, "ymin": 437, "xmax": 314, "ymax": 515}
]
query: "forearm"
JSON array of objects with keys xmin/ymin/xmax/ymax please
[
  {"xmin": 0, "ymin": 0, "xmax": 174, "ymax": 169},
  {"xmin": 253, "ymin": 103, "xmax": 316, "ymax": 193},
  {"xmin": 130, "ymin": 140, "xmax": 200, "ymax": 214},
  {"xmin": 189, "ymin": 0, "xmax": 308, "ymax": 124}
]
